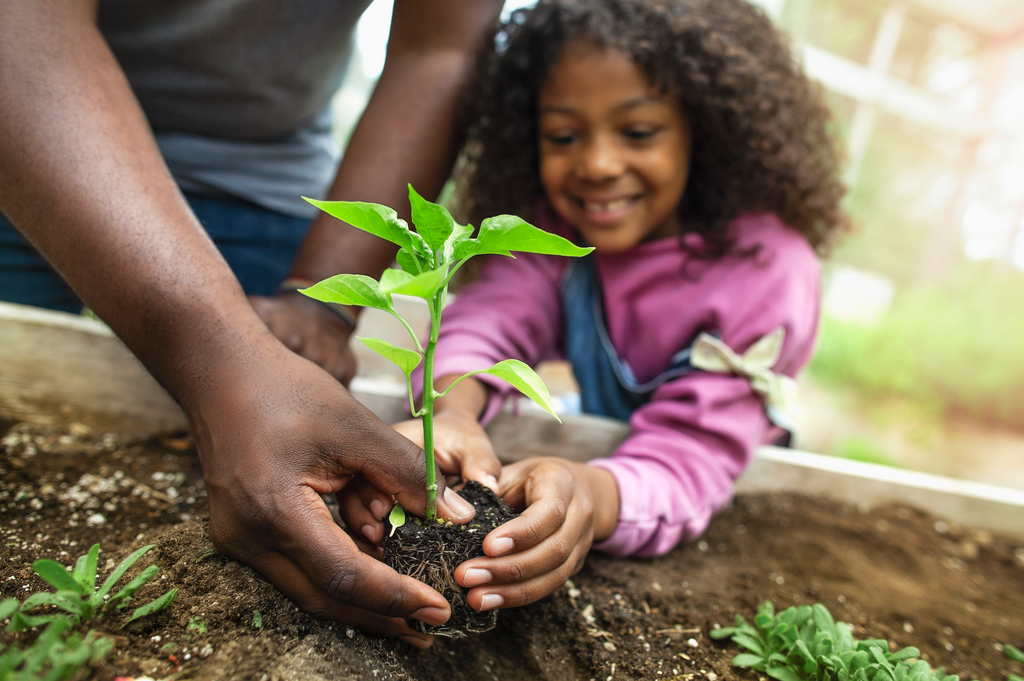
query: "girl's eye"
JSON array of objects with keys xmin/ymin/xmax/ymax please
[
  {"xmin": 544, "ymin": 132, "xmax": 577, "ymax": 146},
  {"xmin": 623, "ymin": 128, "xmax": 658, "ymax": 141}
]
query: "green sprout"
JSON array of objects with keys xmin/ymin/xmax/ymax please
[
  {"xmin": 301, "ymin": 185, "xmax": 592, "ymax": 521},
  {"xmin": 187, "ymin": 617, "xmax": 207, "ymax": 637},
  {"xmin": 711, "ymin": 601, "xmax": 958, "ymax": 681},
  {"xmin": 10, "ymin": 544, "xmax": 176, "ymax": 631},
  {"xmin": 0, "ymin": 544, "xmax": 177, "ymax": 680}
]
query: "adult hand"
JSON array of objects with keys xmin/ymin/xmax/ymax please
[
  {"xmin": 250, "ymin": 292, "xmax": 358, "ymax": 385},
  {"xmin": 193, "ymin": 335, "xmax": 479, "ymax": 648},
  {"xmin": 452, "ymin": 458, "xmax": 621, "ymax": 612}
]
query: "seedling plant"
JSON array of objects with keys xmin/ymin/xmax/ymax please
[
  {"xmin": 0, "ymin": 544, "xmax": 176, "ymax": 680},
  {"xmin": 301, "ymin": 185, "xmax": 592, "ymax": 522},
  {"xmin": 711, "ymin": 601, "xmax": 957, "ymax": 681}
]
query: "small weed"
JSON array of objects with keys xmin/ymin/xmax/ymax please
[
  {"xmin": 711, "ymin": 601, "xmax": 957, "ymax": 681},
  {"xmin": 1006, "ymin": 644, "xmax": 1024, "ymax": 663},
  {"xmin": 187, "ymin": 618, "xmax": 207, "ymax": 637},
  {"xmin": 251, "ymin": 611, "xmax": 262, "ymax": 628},
  {"xmin": 0, "ymin": 544, "xmax": 177, "ymax": 680},
  {"xmin": 12, "ymin": 543, "xmax": 176, "ymax": 630}
]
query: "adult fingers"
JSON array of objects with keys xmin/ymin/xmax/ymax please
[
  {"xmin": 244, "ymin": 549, "xmax": 434, "ymax": 647},
  {"xmin": 337, "ymin": 476, "xmax": 395, "ymax": 545},
  {"xmin": 328, "ymin": 402, "xmax": 474, "ymax": 522},
  {"xmin": 236, "ymin": 485, "xmax": 453, "ymax": 627}
]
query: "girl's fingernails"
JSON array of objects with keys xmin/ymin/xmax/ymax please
[
  {"xmin": 462, "ymin": 568, "xmax": 492, "ymax": 587},
  {"xmin": 479, "ymin": 594, "xmax": 504, "ymax": 611},
  {"xmin": 490, "ymin": 537, "xmax": 514, "ymax": 556},
  {"xmin": 444, "ymin": 487, "xmax": 475, "ymax": 520},
  {"xmin": 370, "ymin": 500, "xmax": 386, "ymax": 520},
  {"xmin": 483, "ymin": 475, "xmax": 500, "ymax": 490}
]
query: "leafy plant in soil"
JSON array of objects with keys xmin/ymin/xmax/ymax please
[
  {"xmin": 300, "ymin": 185, "xmax": 591, "ymax": 636},
  {"xmin": 711, "ymin": 601, "xmax": 958, "ymax": 681},
  {"xmin": 0, "ymin": 544, "xmax": 177, "ymax": 680}
]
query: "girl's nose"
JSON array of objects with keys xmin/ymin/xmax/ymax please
[{"xmin": 575, "ymin": 135, "xmax": 624, "ymax": 181}]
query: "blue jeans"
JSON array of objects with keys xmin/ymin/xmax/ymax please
[{"xmin": 0, "ymin": 194, "xmax": 311, "ymax": 313}]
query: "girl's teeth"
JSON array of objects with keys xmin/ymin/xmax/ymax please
[{"xmin": 584, "ymin": 198, "xmax": 631, "ymax": 212}]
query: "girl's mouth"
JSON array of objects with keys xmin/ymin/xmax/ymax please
[{"xmin": 577, "ymin": 195, "xmax": 641, "ymax": 222}]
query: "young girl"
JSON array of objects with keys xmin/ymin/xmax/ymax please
[{"xmin": 350, "ymin": 0, "xmax": 847, "ymax": 618}]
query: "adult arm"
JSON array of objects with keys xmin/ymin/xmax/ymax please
[
  {"xmin": 251, "ymin": 0, "xmax": 504, "ymax": 383},
  {"xmin": 0, "ymin": 0, "xmax": 474, "ymax": 645}
]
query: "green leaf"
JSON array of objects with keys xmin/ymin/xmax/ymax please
[
  {"xmin": 6, "ymin": 610, "xmax": 67, "ymax": 632},
  {"xmin": 305, "ymin": 198, "xmax": 432, "ymax": 261},
  {"xmin": 19, "ymin": 592, "xmax": 84, "ymax": 618},
  {"xmin": 252, "ymin": 610, "xmax": 263, "ymax": 628},
  {"xmin": 767, "ymin": 665, "xmax": 804, "ymax": 681},
  {"xmin": 396, "ymin": 247, "xmax": 427, "ymax": 276},
  {"xmin": 888, "ymin": 647, "xmax": 920, "ymax": 661},
  {"xmin": 108, "ymin": 564, "xmax": 160, "ymax": 608},
  {"xmin": 734, "ymin": 632, "xmax": 766, "ymax": 655},
  {"xmin": 466, "ymin": 359, "xmax": 561, "ymax": 421},
  {"xmin": 358, "ymin": 337, "xmax": 422, "ymax": 377},
  {"xmin": 1006, "ymin": 644, "xmax": 1024, "ymax": 663},
  {"xmin": 454, "ymin": 215, "xmax": 594, "ymax": 260},
  {"xmin": 442, "ymin": 222, "xmax": 474, "ymax": 264},
  {"xmin": 123, "ymin": 588, "xmax": 177, "ymax": 628},
  {"xmin": 1007, "ymin": 675, "xmax": 1023, "ymax": 681},
  {"xmin": 96, "ymin": 545, "xmax": 154, "ymax": 601},
  {"xmin": 709, "ymin": 627, "xmax": 737, "ymax": 640},
  {"xmin": 73, "ymin": 544, "xmax": 101, "ymax": 592},
  {"xmin": 388, "ymin": 505, "xmax": 405, "ymax": 537},
  {"xmin": 379, "ymin": 267, "xmax": 447, "ymax": 300},
  {"xmin": 300, "ymin": 273, "xmax": 396, "ymax": 313},
  {"xmin": 0, "ymin": 599, "xmax": 18, "ymax": 621},
  {"xmin": 408, "ymin": 185, "xmax": 455, "ymax": 257},
  {"xmin": 89, "ymin": 633, "xmax": 116, "ymax": 664},
  {"xmin": 733, "ymin": 653, "xmax": 767, "ymax": 668},
  {"xmin": 812, "ymin": 604, "xmax": 837, "ymax": 638},
  {"xmin": 32, "ymin": 559, "xmax": 84, "ymax": 594}
]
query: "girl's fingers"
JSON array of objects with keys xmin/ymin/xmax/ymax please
[
  {"xmin": 463, "ymin": 541, "xmax": 591, "ymax": 611},
  {"xmin": 391, "ymin": 419, "xmax": 425, "ymax": 448},
  {"xmin": 455, "ymin": 467, "xmax": 592, "ymax": 589},
  {"xmin": 486, "ymin": 460, "xmax": 579, "ymax": 556}
]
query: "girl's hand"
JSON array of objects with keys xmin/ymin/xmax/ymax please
[
  {"xmin": 391, "ymin": 411, "xmax": 502, "ymax": 492},
  {"xmin": 453, "ymin": 458, "xmax": 620, "ymax": 611}
]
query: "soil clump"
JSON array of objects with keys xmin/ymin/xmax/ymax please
[
  {"xmin": 383, "ymin": 480, "xmax": 518, "ymax": 637},
  {"xmin": 1, "ymin": 421, "xmax": 1022, "ymax": 681}
]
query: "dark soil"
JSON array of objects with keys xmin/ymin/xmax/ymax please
[
  {"xmin": 383, "ymin": 480, "xmax": 518, "ymax": 638},
  {"xmin": 1, "ymin": 421, "xmax": 1023, "ymax": 681}
]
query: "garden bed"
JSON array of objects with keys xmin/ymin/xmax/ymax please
[{"xmin": 2, "ymin": 421, "xmax": 1022, "ymax": 681}]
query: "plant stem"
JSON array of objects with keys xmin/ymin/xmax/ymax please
[{"xmin": 421, "ymin": 294, "xmax": 443, "ymax": 522}]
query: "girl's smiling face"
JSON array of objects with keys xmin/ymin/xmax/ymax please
[{"xmin": 538, "ymin": 41, "xmax": 692, "ymax": 254}]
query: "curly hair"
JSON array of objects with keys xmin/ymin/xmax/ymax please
[{"xmin": 451, "ymin": 0, "xmax": 849, "ymax": 257}]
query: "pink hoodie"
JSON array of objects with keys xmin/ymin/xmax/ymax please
[{"xmin": 428, "ymin": 205, "xmax": 821, "ymax": 557}]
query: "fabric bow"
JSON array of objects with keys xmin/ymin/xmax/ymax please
[{"xmin": 690, "ymin": 327, "xmax": 796, "ymax": 431}]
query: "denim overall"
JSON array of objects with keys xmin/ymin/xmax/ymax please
[
  {"xmin": 559, "ymin": 255, "xmax": 793, "ymax": 446},
  {"xmin": 560, "ymin": 255, "xmax": 700, "ymax": 421}
]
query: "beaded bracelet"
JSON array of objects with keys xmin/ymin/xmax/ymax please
[{"xmin": 277, "ymin": 277, "xmax": 358, "ymax": 332}]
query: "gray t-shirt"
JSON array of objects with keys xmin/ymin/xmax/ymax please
[{"xmin": 98, "ymin": 0, "xmax": 372, "ymax": 217}]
